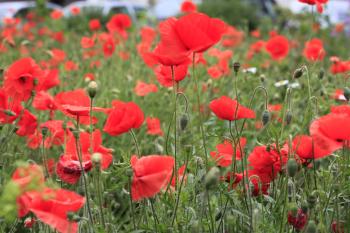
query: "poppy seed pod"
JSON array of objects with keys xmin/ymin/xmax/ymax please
[
  {"xmin": 286, "ymin": 111, "xmax": 292, "ymax": 125},
  {"xmin": 305, "ymin": 220, "xmax": 317, "ymax": 233},
  {"xmin": 232, "ymin": 62, "xmax": 240, "ymax": 73},
  {"xmin": 343, "ymin": 87, "xmax": 350, "ymax": 101},
  {"xmin": 262, "ymin": 110, "xmax": 270, "ymax": 126},
  {"xmin": 287, "ymin": 159, "xmax": 298, "ymax": 177},
  {"xmin": 204, "ymin": 166, "xmax": 220, "ymax": 190},
  {"xmin": 180, "ymin": 114, "xmax": 189, "ymax": 131},
  {"xmin": 87, "ymin": 81, "xmax": 98, "ymax": 99},
  {"xmin": 293, "ymin": 68, "xmax": 303, "ymax": 79}
]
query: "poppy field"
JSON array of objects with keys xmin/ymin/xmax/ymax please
[{"xmin": 1, "ymin": 1, "xmax": 350, "ymax": 232}]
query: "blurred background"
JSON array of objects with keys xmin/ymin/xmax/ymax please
[{"xmin": 0, "ymin": 0, "xmax": 349, "ymax": 30}]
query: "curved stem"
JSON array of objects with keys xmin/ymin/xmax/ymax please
[{"xmin": 130, "ymin": 129, "xmax": 140, "ymax": 157}]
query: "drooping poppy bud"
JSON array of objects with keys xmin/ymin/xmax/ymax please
[
  {"xmin": 293, "ymin": 68, "xmax": 303, "ymax": 79},
  {"xmin": 262, "ymin": 110, "xmax": 270, "ymax": 126},
  {"xmin": 232, "ymin": 62, "xmax": 240, "ymax": 74},
  {"xmin": 343, "ymin": 87, "xmax": 350, "ymax": 101},
  {"xmin": 305, "ymin": 220, "xmax": 317, "ymax": 233},
  {"xmin": 287, "ymin": 159, "xmax": 298, "ymax": 177},
  {"xmin": 204, "ymin": 166, "xmax": 220, "ymax": 190},
  {"xmin": 286, "ymin": 111, "xmax": 292, "ymax": 125}
]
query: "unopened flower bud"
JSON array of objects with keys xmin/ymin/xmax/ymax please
[
  {"xmin": 318, "ymin": 69, "xmax": 324, "ymax": 80},
  {"xmin": 260, "ymin": 75, "xmax": 265, "ymax": 83},
  {"xmin": 92, "ymin": 153, "xmax": 102, "ymax": 164},
  {"xmin": 286, "ymin": 111, "xmax": 292, "ymax": 125},
  {"xmin": 288, "ymin": 203, "xmax": 298, "ymax": 217},
  {"xmin": 41, "ymin": 127, "xmax": 48, "ymax": 137},
  {"xmin": 307, "ymin": 191, "xmax": 318, "ymax": 208},
  {"xmin": 232, "ymin": 62, "xmax": 240, "ymax": 73},
  {"xmin": 88, "ymin": 81, "xmax": 98, "ymax": 98},
  {"xmin": 262, "ymin": 110, "xmax": 270, "ymax": 126},
  {"xmin": 343, "ymin": 87, "xmax": 350, "ymax": 101},
  {"xmin": 293, "ymin": 68, "xmax": 303, "ymax": 79},
  {"xmin": 204, "ymin": 167, "xmax": 220, "ymax": 190},
  {"xmin": 180, "ymin": 114, "xmax": 188, "ymax": 131},
  {"xmin": 126, "ymin": 168, "xmax": 133, "ymax": 177},
  {"xmin": 287, "ymin": 159, "xmax": 298, "ymax": 177},
  {"xmin": 301, "ymin": 201, "xmax": 308, "ymax": 214},
  {"xmin": 305, "ymin": 220, "xmax": 317, "ymax": 233}
]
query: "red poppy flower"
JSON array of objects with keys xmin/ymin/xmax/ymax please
[
  {"xmin": 174, "ymin": 13, "xmax": 227, "ymax": 53},
  {"xmin": 134, "ymin": 81, "xmax": 158, "ymax": 97},
  {"xmin": 310, "ymin": 112, "xmax": 350, "ymax": 150},
  {"xmin": 292, "ymin": 135, "xmax": 338, "ymax": 161},
  {"xmin": 26, "ymin": 130, "xmax": 43, "ymax": 149},
  {"xmin": 103, "ymin": 36, "xmax": 115, "ymax": 57},
  {"xmin": 265, "ymin": 35, "xmax": 289, "ymax": 61},
  {"xmin": 155, "ymin": 63, "xmax": 189, "ymax": 87},
  {"xmin": 288, "ymin": 209, "xmax": 308, "ymax": 231},
  {"xmin": 70, "ymin": 6, "xmax": 80, "ymax": 15},
  {"xmin": 181, "ymin": 0, "xmax": 197, "ymax": 13},
  {"xmin": 41, "ymin": 120, "xmax": 66, "ymax": 148},
  {"xmin": 0, "ymin": 88, "xmax": 22, "ymax": 124},
  {"xmin": 56, "ymin": 129, "xmax": 112, "ymax": 184},
  {"xmin": 210, "ymin": 138, "xmax": 247, "ymax": 167},
  {"xmin": 303, "ymin": 38, "xmax": 325, "ymax": 61},
  {"xmin": 248, "ymin": 145, "xmax": 288, "ymax": 180},
  {"xmin": 298, "ymin": 0, "xmax": 329, "ymax": 13},
  {"xmin": 146, "ymin": 117, "xmax": 163, "ymax": 136},
  {"xmin": 55, "ymin": 89, "xmax": 100, "ymax": 123},
  {"xmin": 148, "ymin": 18, "xmax": 191, "ymax": 66},
  {"xmin": 4, "ymin": 57, "xmax": 43, "ymax": 101},
  {"xmin": 131, "ymin": 155, "xmax": 174, "ymax": 201},
  {"xmin": 28, "ymin": 188, "xmax": 85, "ymax": 233},
  {"xmin": 106, "ymin": 14, "xmax": 132, "ymax": 39},
  {"xmin": 33, "ymin": 91, "xmax": 58, "ymax": 116},
  {"xmin": 103, "ymin": 101, "xmax": 144, "ymax": 136},
  {"xmin": 36, "ymin": 69, "xmax": 60, "ymax": 92},
  {"xmin": 16, "ymin": 110, "xmax": 37, "ymax": 137},
  {"xmin": 50, "ymin": 10, "xmax": 63, "ymax": 20},
  {"xmin": 246, "ymin": 169, "xmax": 272, "ymax": 196},
  {"xmin": 221, "ymin": 26, "xmax": 244, "ymax": 48},
  {"xmin": 81, "ymin": 36, "xmax": 95, "ymax": 49},
  {"xmin": 140, "ymin": 26, "xmax": 157, "ymax": 45},
  {"xmin": 209, "ymin": 96, "xmax": 256, "ymax": 121},
  {"xmin": 89, "ymin": 19, "xmax": 101, "ymax": 31},
  {"xmin": 64, "ymin": 61, "xmax": 78, "ymax": 71}
]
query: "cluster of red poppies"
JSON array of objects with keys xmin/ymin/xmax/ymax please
[{"xmin": 0, "ymin": 0, "xmax": 349, "ymax": 232}]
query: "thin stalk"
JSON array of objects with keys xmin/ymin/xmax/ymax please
[{"xmin": 130, "ymin": 129, "xmax": 140, "ymax": 157}]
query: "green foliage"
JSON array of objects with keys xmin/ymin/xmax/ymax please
[{"xmin": 199, "ymin": 0, "xmax": 259, "ymax": 29}]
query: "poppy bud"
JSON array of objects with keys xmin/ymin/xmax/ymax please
[
  {"xmin": 307, "ymin": 191, "xmax": 318, "ymax": 208},
  {"xmin": 87, "ymin": 81, "xmax": 98, "ymax": 99},
  {"xmin": 72, "ymin": 130, "xmax": 80, "ymax": 139},
  {"xmin": 232, "ymin": 62, "xmax": 240, "ymax": 73},
  {"xmin": 301, "ymin": 201, "xmax": 308, "ymax": 214},
  {"xmin": 305, "ymin": 220, "xmax": 317, "ymax": 233},
  {"xmin": 33, "ymin": 78, "xmax": 38, "ymax": 86},
  {"xmin": 262, "ymin": 110, "xmax": 270, "ymax": 126},
  {"xmin": 287, "ymin": 159, "xmax": 298, "ymax": 177},
  {"xmin": 260, "ymin": 74, "xmax": 265, "ymax": 83},
  {"xmin": 41, "ymin": 127, "xmax": 48, "ymax": 137},
  {"xmin": 215, "ymin": 210, "xmax": 222, "ymax": 221},
  {"xmin": 92, "ymin": 153, "xmax": 102, "ymax": 165},
  {"xmin": 204, "ymin": 166, "xmax": 220, "ymax": 190},
  {"xmin": 318, "ymin": 69, "xmax": 324, "ymax": 80},
  {"xmin": 180, "ymin": 114, "xmax": 189, "ymax": 131},
  {"xmin": 31, "ymin": 90, "xmax": 35, "ymax": 97},
  {"xmin": 343, "ymin": 87, "xmax": 350, "ymax": 101},
  {"xmin": 288, "ymin": 203, "xmax": 298, "ymax": 217},
  {"xmin": 286, "ymin": 111, "xmax": 292, "ymax": 125},
  {"xmin": 126, "ymin": 168, "xmax": 133, "ymax": 178},
  {"xmin": 293, "ymin": 68, "xmax": 303, "ymax": 79}
]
